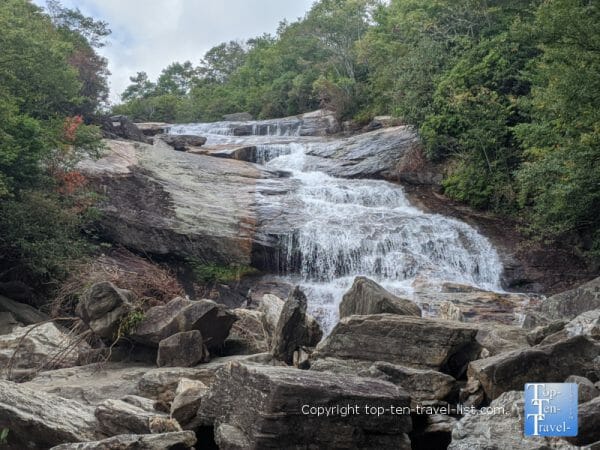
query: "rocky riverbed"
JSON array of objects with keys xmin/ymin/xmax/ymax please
[{"xmin": 0, "ymin": 112, "xmax": 598, "ymax": 449}]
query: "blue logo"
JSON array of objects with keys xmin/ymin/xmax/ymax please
[{"xmin": 524, "ymin": 383, "xmax": 578, "ymax": 437}]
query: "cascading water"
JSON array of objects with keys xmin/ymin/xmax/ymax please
[{"xmin": 171, "ymin": 120, "xmax": 504, "ymax": 334}]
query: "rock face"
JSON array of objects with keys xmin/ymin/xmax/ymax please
[
  {"xmin": 50, "ymin": 431, "xmax": 197, "ymax": 450},
  {"xmin": 159, "ymin": 134, "xmax": 207, "ymax": 151},
  {"xmin": 340, "ymin": 276, "xmax": 421, "ymax": 318},
  {"xmin": 468, "ymin": 335, "xmax": 600, "ymax": 401},
  {"xmin": 198, "ymin": 362, "xmax": 412, "ymax": 449},
  {"xmin": 0, "ymin": 379, "xmax": 100, "ymax": 448},
  {"xmin": 524, "ymin": 276, "xmax": 600, "ymax": 328},
  {"xmin": 78, "ymin": 139, "xmax": 289, "ymax": 266},
  {"xmin": 0, "ymin": 323, "xmax": 89, "ymax": 380},
  {"xmin": 157, "ymin": 330, "xmax": 207, "ymax": 367},
  {"xmin": 131, "ymin": 297, "xmax": 237, "ymax": 351},
  {"xmin": 100, "ymin": 115, "xmax": 149, "ymax": 143},
  {"xmin": 449, "ymin": 391, "xmax": 575, "ymax": 450},
  {"xmin": 313, "ymin": 315, "xmax": 480, "ymax": 377},
  {"xmin": 271, "ymin": 287, "xmax": 321, "ymax": 364},
  {"xmin": 76, "ymin": 281, "xmax": 133, "ymax": 340}
]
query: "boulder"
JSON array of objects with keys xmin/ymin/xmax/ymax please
[
  {"xmin": 0, "ymin": 379, "xmax": 100, "ymax": 448},
  {"xmin": 539, "ymin": 309, "xmax": 600, "ymax": 345},
  {"xmin": 76, "ymin": 281, "xmax": 133, "ymax": 340},
  {"xmin": 0, "ymin": 312, "xmax": 19, "ymax": 335},
  {"xmin": 157, "ymin": 330, "xmax": 208, "ymax": 367},
  {"xmin": 160, "ymin": 134, "xmax": 207, "ymax": 151},
  {"xmin": 271, "ymin": 287, "xmax": 318, "ymax": 364},
  {"xmin": 339, "ymin": 276, "xmax": 421, "ymax": 318},
  {"xmin": 564, "ymin": 375, "xmax": 599, "ymax": 403},
  {"xmin": 215, "ymin": 423, "xmax": 251, "ymax": 450},
  {"xmin": 134, "ymin": 122, "xmax": 171, "ymax": 136},
  {"xmin": 170, "ymin": 378, "xmax": 208, "ymax": 428},
  {"xmin": 449, "ymin": 391, "xmax": 575, "ymax": 450},
  {"xmin": 100, "ymin": 115, "xmax": 149, "ymax": 143},
  {"xmin": 523, "ymin": 276, "xmax": 600, "ymax": 328},
  {"xmin": 49, "ymin": 431, "xmax": 197, "ymax": 450},
  {"xmin": 94, "ymin": 398, "xmax": 180, "ymax": 436},
  {"xmin": 225, "ymin": 308, "xmax": 269, "ymax": 355},
  {"xmin": 223, "ymin": 112, "xmax": 253, "ymax": 121},
  {"xmin": 475, "ymin": 323, "xmax": 530, "ymax": 356},
  {"xmin": 467, "ymin": 335, "xmax": 600, "ymax": 401},
  {"xmin": 313, "ymin": 315, "xmax": 480, "ymax": 378},
  {"xmin": 569, "ymin": 395, "xmax": 600, "ymax": 447},
  {"xmin": 258, "ymin": 294, "xmax": 284, "ymax": 346},
  {"xmin": 527, "ymin": 320, "xmax": 568, "ymax": 345},
  {"xmin": 198, "ymin": 362, "xmax": 412, "ymax": 449},
  {"xmin": 131, "ymin": 297, "xmax": 237, "ymax": 350},
  {"xmin": 0, "ymin": 323, "xmax": 90, "ymax": 380},
  {"xmin": 0, "ymin": 294, "xmax": 49, "ymax": 325}
]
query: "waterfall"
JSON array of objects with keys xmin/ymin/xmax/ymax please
[{"xmin": 171, "ymin": 119, "xmax": 504, "ymax": 334}]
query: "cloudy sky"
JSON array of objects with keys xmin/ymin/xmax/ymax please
[{"xmin": 33, "ymin": 0, "xmax": 315, "ymax": 103}]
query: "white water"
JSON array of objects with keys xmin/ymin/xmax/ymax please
[{"xmin": 171, "ymin": 121, "xmax": 504, "ymax": 334}]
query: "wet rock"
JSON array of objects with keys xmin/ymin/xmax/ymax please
[
  {"xmin": 524, "ymin": 277, "xmax": 600, "ymax": 328},
  {"xmin": 160, "ymin": 134, "xmax": 207, "ymax": 151},
  {"xmin": 339, "ymin": 276, "xmax": 421, "ymax": 319},
  {"xmin": 134, "ymin": 122, "xmax": 171, "ymax": 136},
  {"xmin": 224, "ymin": 112, "xmax": 253, "ymax": 121},
  {"xmin": 565, "ymin": 375, "xmax": 599, "ymax": 403},
  {"xmin": 198, "ymin": 362, "xmax": 412, "ymax": 449},
  {"xmin": 76, "ymin": 281, "xmax": 133, "ymax": 340},
  {"xmin": 0, "ymin": 294, "xmax": 49, "ymax": 325},
  {"xmin": 467, "ymin": 335, "xmax": 600, "ymax": 401},
  {"xmin": 449, "ymin": 391, "xmax": 574, "ymax": 450},
  {"xmin": 190, "ymin": 144, "xmax": 258, "ymax": 162},
  {"xmin": 131, "ymin": 297, "xmax": 237, "ymax": 351},
  {"xmin": 224, "ymin": 308, "xmax": 269, "ymax": 355},
  {"xmin": 313, "ymin": 315, "xmax": 480, "ymax": 378},
  {"xmin": 0, "ymin": 379, "xmax": 100, "ymax": 448},
  {"xmin": 271, "ymin": 287, "xmax": 319, "ymax": 364},
  {"xmin": 170, "ymin": 378, "xmax": 208, "ymax": 428},
  {"xmin": 0, "ymin": 323, "xmax": 90, "ymax": 380},
  {"xmin": 94, "ymin": 398, "xmax": 181, "ymax": 435},
  {"xmin": 157, "ymin": 330, "xmax": 208, "ymax": 367},
  {"xmin": 50, "ymin": 431, "xmax": 197, "ymax": 450}
]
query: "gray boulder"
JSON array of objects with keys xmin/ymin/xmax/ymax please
[
  {"xmin": 0, "ymin": 295, "xmax": 49, "ymax": 325},
  {"xmin": 101, "ymin": 115, "xmax": 149, "ymax": 143},
  {"xmin": 170, "ymin": 378, "xmax": 208, "ymax": 428},
  {"xmin": 131, "ymin": 297, "xmax": 237, "ymax": 351},
  {"xmin": 569, "ymin": 395, "xmax": 600, "ymax": 447},
  {"xmin": 50, "ymin": 431, "xmax": 197, "ymax": 450},
  {"xmin": 0, "ymin": 312, "xmax": 19, "ymax": 335},
  {"xmin": 160, "ymin": 134, "xmax": 207, "ymax": 151},
  {"xmin": 468, "ymin": 335, "xmax": 600, "ymax": 401},
  {"xmin": 94, "ymin": 398, "xmax": 181, "ymax": 436},
  {"xmin": 271, "ymin": 287, "xmax": 321, "ymax": 364},
  {"xmin": 539, "ymin": 309, "xmax": 600, "ymax": 345},
  {"xmin": 339, "ymin": 276, "xmax": 421, "ymax": 319},
  {"xmin": 0, "ymin": 323, "xmax": 90, "ymax": 380},
  {"xmin": 449, "ymin": 391, "xmax": 575, "ymax": 450},
  {"xmin": 527, "ymin": 320, "xmax": 568, "ymax": 345},
  {"xmin": 76, "ymin": 281, "xmax": 133, "ymax": 340},
  {"xmin": 0, "ymin": 379, "xmax": 100, "ymax": 448},
  {"xmin": 225, "ymin": 308, "xmax": 269, "ymax": 355},
  {"xmin": 157, "ymin": 330, "xmax": 207, "ymax": 367},
  {"xmin": 313, "ymin": 314, "xmax": 480, "ymax": 378},
  {"xmin": 564, "ymin": 375, "xmax": 599, "ymax": 403},
  {"xmin": 198, "ymin": 362, "xmax": 412, "ymax": 449}
]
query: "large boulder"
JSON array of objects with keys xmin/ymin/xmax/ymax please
[
  {"xmin": 94, "ymin": 399, "xmax": 180, "ymax": 436},
  {"xmin": 170, "ymin": 378, "xmax": 209, "ymax": 428},
  {"xmin": 271, "ymin": 287, "xmax": 321, "ymax": 364},
  {"xmin": 0, "ymin": 312, "xmax": 19, "ymax": 335},
  {"xmin": 0, "ymin": 295, "xmax": 49, "ymax": 325},
  {"xmin": 100, "ymin": 115, "xmax": 149, "ymax": 143},
  {"xmin": 569, "ymin": 395, "xmax": 600, "ymax": 447},
  {"xmin": 156, "ymin": 330, "xmax": 208, "ymax": 367},
  {"xmin": 449, "ymin": 391, "xmax": 575, "ymax": 450},
  {"xmin": 224, "ymin": 308, "xmax": 269, "ymax": 355},
  {"xmin": 134, "ymin": 122, "xmax": 171, "ymax": 136},
  {"xmin": 76, "ymin": 281, "xmax": 133, "ymax": 340},
  {"xmin": 524, "ymin": 276, "xmax": 600, "ymax": 328},
  {"xmin": 537, "ymin": 309, "xmax": 600, "ymax": 345},
  {"xmin": 131, "ymin": 297, "xmax": 237, "ymax": 351},
  {"xmin": 198, "ymin": 362, "xmax": 412, "ymax": 449},
  {"xmin": 313, "ymin": 315, "xmax": 480, "ymax": 378},
  {"xmin": 0, "ymin": 323, "xmax": 90, "ymax": 380},
  {"xmin": 340, "ymin": 277, "xmax": 421, "ymax": 318},
  {"xmin": 50, "ymin": 431, "xmax": 197, "ymax": 450},
  {"xmin": 160, "ymin": 134, "xmax": 207, "ymax": 151},
  {"xmin": 467, "ymin": 335, "xmax": 600, "ymax": 401},
  {"xmin": 0, "ymin": 379, "xmax": 100, "ymax": 448}
]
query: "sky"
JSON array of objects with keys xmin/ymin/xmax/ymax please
[{"xmin": 33, "ymin": 0, "xmax": 315, "ymax": 103}]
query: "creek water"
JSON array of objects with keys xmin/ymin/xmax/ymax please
[{"xmin": 171, "ymin": 119, "xmax": 504, "ymax": 334}]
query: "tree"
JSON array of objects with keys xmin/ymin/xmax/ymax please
[{"xmin": 121, "ymin": 72, "xmax": 156, "ymax": 102}]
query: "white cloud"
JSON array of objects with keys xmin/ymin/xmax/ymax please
[{"xmin": 34, "ymin": 0, "xmax": 315, "ymax": 102}]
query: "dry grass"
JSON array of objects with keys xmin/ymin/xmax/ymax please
[{"xmin": 50, "ymin": 247, "xmax": 185, "ymax": 318}]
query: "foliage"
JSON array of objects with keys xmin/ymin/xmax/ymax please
[{"xmin": 186, "ymin": 259, "xmax": 259, "ymax": 284}]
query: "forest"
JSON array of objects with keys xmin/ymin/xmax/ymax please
[{"xmin": 0, "ymin": 0, "xmax": 599, "ymax": 298}]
